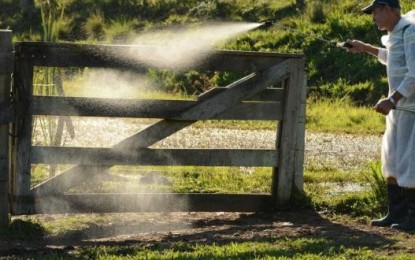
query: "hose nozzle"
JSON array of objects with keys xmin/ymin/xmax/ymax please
[
  {"xmin": 257, "ymin": 21, "xmax": 274, "ymax": 30},
  {"xmin": 336, "ymin": 41, "xmax": 353, "ymax": 49}
]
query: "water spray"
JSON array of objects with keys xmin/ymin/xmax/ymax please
[{"xmin": 256, "ymin": 21, "xmax": 352, "ymax": 49}]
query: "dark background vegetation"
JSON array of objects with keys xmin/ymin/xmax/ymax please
[{"xmin": 2, "ymin": 0, "xmax": 411, "ymax": 104}]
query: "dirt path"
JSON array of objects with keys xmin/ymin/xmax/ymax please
[{"xmin": 1, "ymin": 210, "xmax": 415, "ymax": 256}]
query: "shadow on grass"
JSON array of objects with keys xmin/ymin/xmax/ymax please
[
  {"xmin": 0, "ymin": 209, "xmax": 397, "ymax": 258},
  {"xmin": 0, "ymin": 219, "xmax": 45, "ymax": 240}
]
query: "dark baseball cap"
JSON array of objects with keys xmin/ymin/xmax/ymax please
[{"xmin": 362, "ymin": 0, "xmax": 401, "ymax": 14}]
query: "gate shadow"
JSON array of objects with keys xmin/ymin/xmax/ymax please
[{"xmin": 0, "ymin": 209, "xmax": 398, "ymax": 257}]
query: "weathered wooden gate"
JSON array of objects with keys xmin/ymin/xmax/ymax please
[{"xmin": 0, "ymin": 30, "xmax": 306, "ymax": 224}]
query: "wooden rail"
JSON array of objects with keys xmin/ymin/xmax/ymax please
[{"xmin": 0, "ymin": 38, "xmax": 306, "ymax": 219}]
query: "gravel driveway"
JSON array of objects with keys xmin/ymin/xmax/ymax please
[{"xmin": 33, "ymin": 117, "xmax": 382, "ymax": 172}]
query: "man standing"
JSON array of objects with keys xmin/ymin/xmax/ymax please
[{"xmin": 347, "ymin": 0, "xmax": 415, "ymax": 231}]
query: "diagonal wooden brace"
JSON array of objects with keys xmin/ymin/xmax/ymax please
[{"xmin": 32, "ymin": 60, "xmax": 291, "ymax": 195}]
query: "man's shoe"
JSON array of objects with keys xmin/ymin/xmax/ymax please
[{"xmin": 371, "ymin": 184, "xmax": 407, "ymax": 227}]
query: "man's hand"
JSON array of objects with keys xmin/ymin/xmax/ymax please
[
  {"xmin": 374, "ymin": 98, "xmax": 395, "ymax": 115},
  {"xmin": 344, "ymin": 40, "xmax": 380, "ymax": 57},
  {"xmin": 345, "ymin": 40, "xmax": 367, "ymax": 53}
]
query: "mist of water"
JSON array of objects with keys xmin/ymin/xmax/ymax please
[
  {"xmin": 34, "ymin": 22, "xmax": 261, "ymax": 236},
  {"xmin": 121, "ymin": 21, "xmax": 262, "ymax": 70},
  {"xmin": 71, "ymin": 22, "xmax": 262, "ymax": 98},
  {"xmin": 75, "ymin": 69, "xmax": 155, "ymax": 99},
  {"xmin": 70, "ymin": 21, "xmax": 262, "ymax": 100}
]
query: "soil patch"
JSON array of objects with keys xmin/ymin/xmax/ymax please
[{"xmin": 1, "ymin": 210, "xmax": 415, "ymax": 256}]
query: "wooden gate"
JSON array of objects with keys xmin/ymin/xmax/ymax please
[{"xmin": 0, "ymin": 31, "xmax": 306, "ymax": 221}]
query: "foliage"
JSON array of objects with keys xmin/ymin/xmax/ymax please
[
  {"xmin": 35, "ymin": 0, "xmax": 74, "ymax": 41},
  {"xmin": 2, "ymin": 0, "xmax": 412, "ymax": 103},
  {"xmin": 83, "ymin": 10, "xmax": 106, "ymax": 41}
]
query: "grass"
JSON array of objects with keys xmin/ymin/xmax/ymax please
[
  {"xmin": 71, "ymin": 240, "xmax": 391, "ymax": 259},
  {"xmin": 306, "ymin": 98, "xmax": 385, "ymax": 135},
  {"xmin": 2, "ymin": 226, "xmax": 414, "ymax": 259}
]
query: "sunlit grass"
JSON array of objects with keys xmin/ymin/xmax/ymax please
[
  {"xmin": 306, "ymin": 98, "xmax": 385, "ymax": 135},
  {"xmin": 34, "ymin": 166, "xmax": 273, "ymax": 194},
  {"xmin": 304, "ymin": 169, "xmax": 366, "ymax": 184}
]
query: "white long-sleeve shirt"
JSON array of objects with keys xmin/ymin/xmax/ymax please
[
  {"xmin": 378, "ymin": 14, "xmax": 415, "ymax": 187},
  {"xmin": 378, "ymin": 16, "xmax": 415, "ymax": 103}
]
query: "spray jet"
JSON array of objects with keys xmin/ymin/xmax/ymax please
[{"xmin": 256, "ymin": 21, "xmax": 352, "ymax": 49}]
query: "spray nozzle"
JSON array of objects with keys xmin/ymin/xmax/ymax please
[
  {"xmin": 257, "ymin": 21, "xmax": 275, "ymax": 30},
  {"xmin": 336, "ymin": 41, "xmax": 353, "ymax": 49}
]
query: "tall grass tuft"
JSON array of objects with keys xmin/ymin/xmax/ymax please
[
  {"xmin": 308, "ymin": 1, "xmax": 326, "ymax": 23},
  {"xmin": 34, "ymin": 0, "xmax": 74, "ymax": 176},
  {"xmin": 83, "ymin": 10, "xmax": 105, "ymax": 41},
  {"xmin": 364, "ymin": 161, "xmax": 387, "ymax": 215}
]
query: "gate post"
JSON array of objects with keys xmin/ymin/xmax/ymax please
[{"xmin": 0, "ymin": 30, "xmax": 14, "ymax": 226}]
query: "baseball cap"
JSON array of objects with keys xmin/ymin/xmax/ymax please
[{"xmin": 362, "ymin": 0, "xmax": 401, "ymax": 14}]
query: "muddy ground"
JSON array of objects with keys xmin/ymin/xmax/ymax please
[{"xmin": 1, "ymin": 210, "xmax": 415, "ymax": 257}]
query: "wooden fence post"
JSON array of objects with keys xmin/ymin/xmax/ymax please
[
  {"xmin": 0, "ymin": 30, "xmax": 14, "ymax": 226},
  {"xmin": 11, "ymin": 45, "xmax": 34, "ymax": 215},
  {"xmin": 272, "ymin": 58, "xmax": 305, "ymax": 206},
  {"xmin": 294, "ymin": 73, "xmax": 307, "ymax": 192}
]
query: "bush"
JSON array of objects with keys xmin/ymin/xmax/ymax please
[
  {"xmin": 2, "ymin": 0, "xmax": 403, "ymax": 105},
  {"xmin": 308, "ymin": 1, "xmax": 326, "ymax": 23},
  {"xmin": 318, "ymin": 79, "xmax": 388, "ymax": 105},
  {"xmin": 83, "ymin": 11, "xmax": 105, "ymax": 41}
]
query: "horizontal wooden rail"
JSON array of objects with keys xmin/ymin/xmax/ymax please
[
  {"xmin": 15, "ymin": 193, "xmax": 274, "ymax": 213},
  {"xmin": 32, "ymin": 96, "xmax": 283, "ymax": 120},
  {"xmin": 198, "ymin": 87, "xmax": 284, "ymax": 102},
  {"xmin": 15, "ymin": 42, "xmax": 302, "ymax": 72},
  {"xmin": 31, "ymin": 147, "xmax": 279, "ymax": 167}
]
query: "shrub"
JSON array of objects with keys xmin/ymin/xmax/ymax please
[
  {"xmin": 104, "ymin": 19, "xmax": 139, "ymax": 43},
  {"xmin": 83, "ymin": 10, "xmax": 105, "ymax": 41},
  {"xmin": 308, "ymin": 1, "xmax": 326, "ymax": 23},
  {"xmin": 318, "ymin": 79, "xmax": 388, "ymax": 105},
  {"xmin": 2, "ymin": 0, "xmax": 405, "ymax": 105}
]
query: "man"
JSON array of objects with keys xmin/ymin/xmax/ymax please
[{"xmin": 346, "ymin": 0, "xmax": 415, "ymax": 231}]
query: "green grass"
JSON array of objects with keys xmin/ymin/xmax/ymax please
[
  {"xmin": 190, "ymin": 97, "xmax": 384, "ymax": 134},
  {"xmin": 306, "ymin": 98, "xmax": 385, "ymax": 135},
  {"xmin": 4, "ymin": 235, "xmax": 413, "ymax": 259},
  {"xmin": 72, "ymin": 240, "xmax": 387, "ymax": 259}
]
